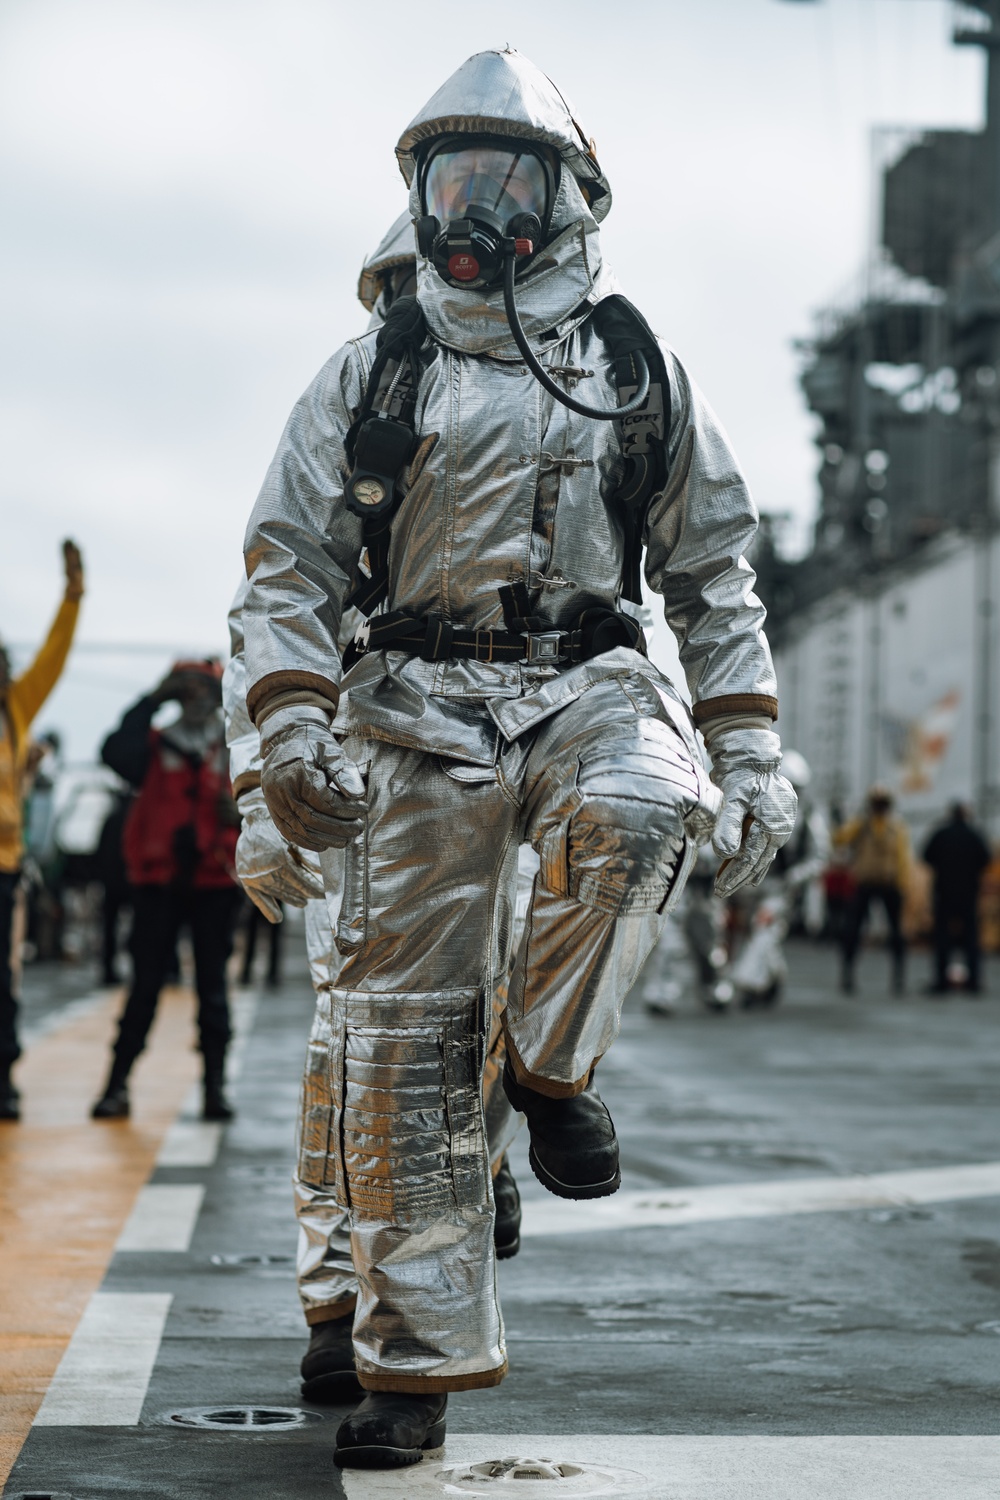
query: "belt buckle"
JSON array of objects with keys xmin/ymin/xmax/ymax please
[
  {"xmin": 353, "ymin": 618, "xmax": 371, "ymax": 655},
  {"xmin": 522, "ymin": 630, "xmax": 564, "ymax": 665}
]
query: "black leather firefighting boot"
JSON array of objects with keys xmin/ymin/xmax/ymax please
[
  {"xmin": 0, "ymin": 1071, "xmax": 20, "ymax": 1121},
  {"xmin": 91, "ymin": 1060, "xmax": 131, "ymax": 1119},
  {"xmin": 300, "ymin": 1316, "xmax": 361, "ymax": 1403},
  {"xmin": 202, "ymin": 1058, "xmax": 234, "ymax": 1121},
  {"xmin": 502, "ymin": 1059, "xmax": 620, "ymax": 1200},
  {"xmin": 334, "ymin": 1391, "xmax": 447, "ymax": 1469}
]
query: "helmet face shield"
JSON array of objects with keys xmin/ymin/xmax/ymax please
[{"xmin": 422, "ymin": 140, "xmax": 554, "ymax": 233}]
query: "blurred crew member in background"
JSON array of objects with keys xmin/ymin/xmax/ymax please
[
  {"xmin": 922, "ymin": 802, "xmax": 991, "ymax": 996},
  {"xmin": 0, "ymin": 540, "xmax": 84, "ymax": 1122},
  {"xmin": 95, "ymin": 787, "xmax": 132, "ymax": 987},
  {"xmin": 835, "ymin": 785, "xmax": 911, "ymax": 995},
  {"xmin": 238, "ymin": 895, "xmax": 282, "ymax": 987},
  {"xmin": 92, "ymin": 660, "xmax": 240, "ymax": 1121}
]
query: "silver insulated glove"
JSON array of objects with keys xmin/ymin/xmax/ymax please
[
  {"xmin": 260, "ymin": 705, "xmax": 367, "ymax": 853},
  {"xmin": 235, "ymin": 786, "xmax": 325, "ymax": 922},
  {"xmin": 708, "ymin": 728, "xmax": 798, "ymax": 897}
]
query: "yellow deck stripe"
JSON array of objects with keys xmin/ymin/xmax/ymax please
[{"xmin": 0, "ymin": 985, "xmax": 202, "ymax": 1483}]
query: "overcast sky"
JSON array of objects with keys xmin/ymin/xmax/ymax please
[{"xmin": 0, "ymin": 0, "xmax": 984, "ymax": 759}]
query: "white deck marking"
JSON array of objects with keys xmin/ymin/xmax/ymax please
[
  {"xmin": 115, "ymin": 1183, "xmax": 205, "ymax": 1251},
  {"xmin": 33, "ymin": 1292, "xmax": 172, "ymax": 1426},
  {"xmin": 156, "ymin": 1119, "xmax": 223, "ymax": 1167},
  {"xmin": 340, "ymin": 1434, "xmax": 1000, "ymax": 1498},
  {"xmin": 520, "ymin": 1160, "xmax": 1000, "ymax": 1238}
]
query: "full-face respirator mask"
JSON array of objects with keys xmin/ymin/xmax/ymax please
[{"xmin": 414, "ymin": 137, "xmax": 648, "ymax": 422}]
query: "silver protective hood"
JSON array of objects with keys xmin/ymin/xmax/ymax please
[
  {"xmin": 399, "ymin": 48, "xmax": 620, "ymax": 357},
  {"xmin": 396, "ymin": 47, "xmax": 611, "ymax": 219},
  {"xmin": 357, "ymin": 211, "xmax": 417, "ymax": 314}
]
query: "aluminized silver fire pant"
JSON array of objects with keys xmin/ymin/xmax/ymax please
[
  {"xmin": 311, "ymin": 677, "xmax": 709, "ymax": 1392},
  {"xmin": 294, "ymin": 857, "xmax": 529, "ymax": 1327}
]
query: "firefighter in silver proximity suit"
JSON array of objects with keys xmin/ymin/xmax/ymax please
[
  {"xmin": 241, "ymin": 48, "xmax": 796, "ymax": 1468},
  {"xmin": 224, "ymin": 213, "xmax": 522, "ymax": 1406}
]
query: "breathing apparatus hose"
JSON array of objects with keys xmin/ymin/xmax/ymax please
[{"xmin": 502, "ymin": 251, "xmax": 651, "ymax": 422}]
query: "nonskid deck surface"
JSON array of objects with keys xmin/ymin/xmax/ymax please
[{"xmin": 3, "ymin": 942, "xmax": 1000, "ymax": 1499}]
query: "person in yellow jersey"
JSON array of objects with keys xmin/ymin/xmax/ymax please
[
  {"xmin": 834, "ymin": 785, "xmax": 911, "ymax": 995},
  {"xmin": 0, "ymin": 540, "xmax": 85, "ymax": 1119}
]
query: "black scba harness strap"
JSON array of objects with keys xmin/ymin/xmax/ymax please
[{"xmin": 341, "ymin": 293, "xmax": 669, "ymax": 671}]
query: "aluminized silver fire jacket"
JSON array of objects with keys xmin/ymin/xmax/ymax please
[
  {"xmin": 243, "ymin": 50, "xmax": 777, "ymax": 739},
  {"xmin": 241, "ymin": 48, "xmax": 778, "ymax": 1394}
]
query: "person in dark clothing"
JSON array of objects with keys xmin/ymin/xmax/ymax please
[
  {"xmin": 239, "ymin": 895, "xmax": 283, "ymax": 987},
  {"xmin": 94, "ymin": 788, "xmax": 132, "ymax": 986},
  {"xmin": 922, "ymin": 803, "xmax": 991, "ymax": 995},
  {"xmin": 91, "ymin": 660, "xmax": 241, "ymax": 1121}
]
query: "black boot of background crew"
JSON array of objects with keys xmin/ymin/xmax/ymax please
[
  {"xmin": 334, "ymin": 1391, "xmax": 447, "ymax": 1469},
  {"xmin": 300, "ymin": 1317, "xmax": 361, "ymax": 1403},
  {"xmin": 0, "ymin": 1070, "xmax": 20, "ymax": 1121},
  {"xmin": 91, "ymin": 1061, "xmax": 131, "ymax": 1119},
  {"xmin": 502, "ymin": 1059, "xmax": 620, "ymax": 1201},
  {"xmin": 493, "ymin": 1153, "xmax": 521, "ymax": 1259},
  {"xmin": 202, "ymin": 1059, "xmax": 234, "ymax": 1121}
]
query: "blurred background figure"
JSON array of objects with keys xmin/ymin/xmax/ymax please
[
  {"xmin": 922, "ymin": 802, "xmax": 991, "ymax": 997},
  {"xmin": 91, "ymin": 659, "xmax": 240, "ymax": 1122},
  {"xmin": 94, "ymin": 786, "xmax": 132, "ymax": 986},
  {"xmin": 726, "ymin": 749, "xmax": 830, "ymax": 1009},
  {"xmin": 20, "ymin": 731, "xmax": 67, "ymax": 965},
  {"xmin": 835, "ymin": 786, "xmax": 911, "ymax": 996},
  {"xmin": 641, "ymin": 849, "xmax": 731, "ymax": 1017},
  {"xmin": 0, "ymin": 540, "xmax": 84, "ymax": 1122}
]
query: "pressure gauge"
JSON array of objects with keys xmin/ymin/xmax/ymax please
[{"xmin": 352, "ymin": 476, "xmax": 387, "ymax": 507}]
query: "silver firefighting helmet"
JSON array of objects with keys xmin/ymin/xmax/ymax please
[
  {"xmin": 396, "ymin": 49, "xmax": 646, "ymax": 422},
  {"xmin": 357, "ymin": 211, "xmax": 418, "ymax": 323}
]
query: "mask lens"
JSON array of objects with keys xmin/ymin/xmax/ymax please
[{"xmin": 424, "ymin": 146, "xmax": 549, "ymax": 227}]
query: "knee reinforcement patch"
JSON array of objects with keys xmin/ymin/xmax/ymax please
[{"xmin": 541, "ymin": 720, "xmax": 704, "ymax": 916}]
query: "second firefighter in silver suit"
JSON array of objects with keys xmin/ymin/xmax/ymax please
[{"xmin": 240, "ymin": 47, "xmax": 797, "ymax": 1462}]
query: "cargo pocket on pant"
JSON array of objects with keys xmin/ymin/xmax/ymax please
[{"xmin": 338, "ymin": 988, "xmax": 487, "ymax": 1224}]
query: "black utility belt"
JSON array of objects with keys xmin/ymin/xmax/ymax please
[{"xmin": 350, "ymin": 608, "xmax": 644, "ymax": 668}]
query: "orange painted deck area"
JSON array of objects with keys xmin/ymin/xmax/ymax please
[{"xmin": 0, "ymin": 986, "xmax": 200, "ymax": 1485}]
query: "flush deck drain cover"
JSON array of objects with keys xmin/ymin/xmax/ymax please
[
  {"xmin": 163, "ymin": 1405, "xmax": 320, "ymax": 1431},
  {"xmin": 438, "ymin": 1455, "xmax": 643, "ymax": 1495},
  {"xmin": 11, "ymin": 1492, "xmax": 76, "ymax": 1499}
]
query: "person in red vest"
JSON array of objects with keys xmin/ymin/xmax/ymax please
[{"xmin": 92, "ymin": 659, "xmax": 240, "ymax": 1120}]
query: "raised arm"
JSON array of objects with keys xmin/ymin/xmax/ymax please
[
  {"xmin": 101, "ymin": 694, "xmax": 158, "ymax": 788},
  {"xmin": 11, "ymin": 540, "xmax": 85, "ymax": 730}
]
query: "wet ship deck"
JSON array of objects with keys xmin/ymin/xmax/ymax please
[{"xmin": 3, "ymin": 940, "xmax": 1000, "ymax": 1498}]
